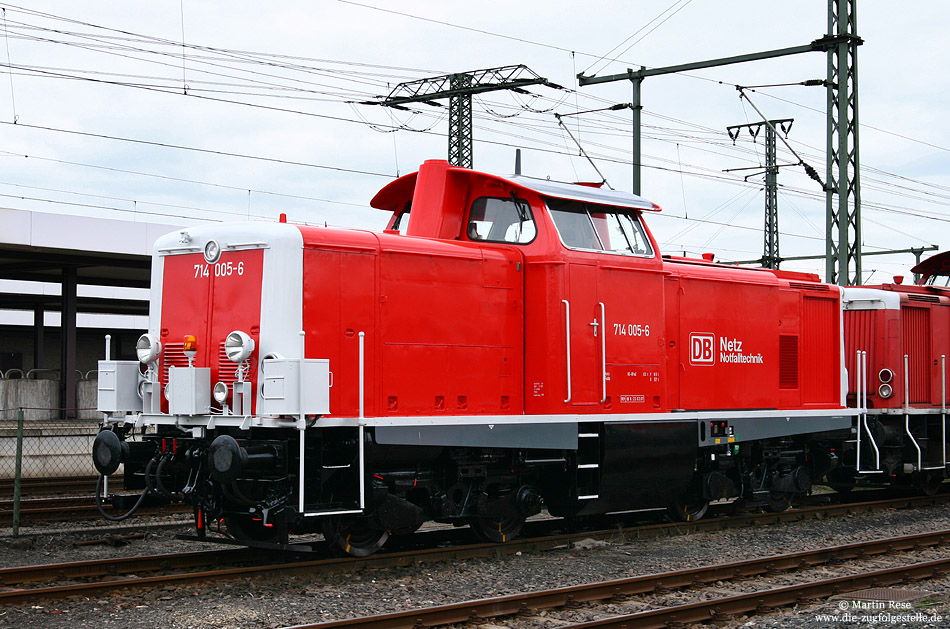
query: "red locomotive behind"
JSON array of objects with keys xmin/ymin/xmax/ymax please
[
  {"xmin": 839, "ymin": 254, "xmax": 950, "ymax": 492},
  {"xmin": 93, "ymin": 159, "xmax": 944, "ymax": 554}
]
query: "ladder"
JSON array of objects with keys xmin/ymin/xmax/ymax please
[{"xmin": 576, "ymin": 425, "xmax": 602, "ymax": 500}]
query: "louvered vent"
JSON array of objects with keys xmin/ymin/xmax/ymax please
[
  {"xmin": 802, "ymin": 297, "xmax": 838, "ymax": 402},
  {"xmin": 789, "ymin": 282, "xmax": 830, "ymax": 292},
  {"xmin": 843, "ymin": 309, "xmax": 874, "ymax": 394},
  {"xmin": 908, "ymin": 294, "xmax": 939, "ymax": 303},
  {"xmin": 161, "ymin": 343, "xmax": 187, "ymax": 386},
  {"xmin": 902, "ymin": 306, "xmax": 931, "ymax": 404},
  {"xmin": 779, "ymin": 335, "xmax": 799, "ymax": 389}
]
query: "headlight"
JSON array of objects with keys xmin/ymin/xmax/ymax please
[
  {"xmin": 879, "ymin": 368, "xmax": 893, "ymax": 384},
  {"xmin": 204, "ymin": 239, "xmax": 221, "ymax": 263},
  {"xmin": 879, "ymin": 383, "xmax": 893, "ymax": 399},
  {"xmin": 225, "ymin": 330, "xmax": 255, "ymax": 363},
  {"xmin": 135, "ymin": 333, "xmax": 162, "ymax": 364},
  {"xmin": 213, "ymin": 381, "xmax": 229, "ymax": 404}
]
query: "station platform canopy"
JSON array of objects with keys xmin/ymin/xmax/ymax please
[{"xmin": 0, "ymin": 207, "xmax": 181, "ymax": 416}]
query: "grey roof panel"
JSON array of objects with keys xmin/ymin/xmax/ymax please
[{"xmin": 507, "ymin": 175, "xmax": 659, "ymax": 211}]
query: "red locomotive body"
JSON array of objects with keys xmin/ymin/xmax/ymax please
[
  {"xmin": 840, "ymin": 262, "xmax": 950, "ymax": 486},
  {"xmin": 92, "ymin": 160, "xmax": 941, "ymax": 553}
]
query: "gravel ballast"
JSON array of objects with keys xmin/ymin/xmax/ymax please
[{"xmin": 1, "ymin": 502, "xmax": 950, "ymax": 628}]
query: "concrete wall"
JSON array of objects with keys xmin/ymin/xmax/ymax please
[
  {"xmin": 0, "ymin": 379, "xmax": 59, "ymax": 420},
  {"xmin": 0, "ymin": 378, "xmax": 102, "ymax": 420},
  {"xmin": 77, "ymin": 380, "xmax": 100, "ymax": 420}
]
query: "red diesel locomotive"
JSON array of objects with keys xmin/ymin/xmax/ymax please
[
  {"xmin": 839, "ymin": 254, "xmax": 950, "ymax": 493},
  {"xmin": 93, "ymin": 159, "xmax": 944, "ymax": 554}
]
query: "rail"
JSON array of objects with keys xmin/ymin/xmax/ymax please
[
  {"xmin": 283, "ymin": 529, "xmax": 950, "ymax": 628},
  {"xmin": 6, "ymin": 491, "xmax": 949, "ymax": 606}
]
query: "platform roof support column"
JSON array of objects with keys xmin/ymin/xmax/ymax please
[
  {"xmin": 33, "ymin": 303, "xmax": 44, "ymax": 370},
  {"xmin": 60, "ymin": 266, "xmax": 77, "ymax": 418}
]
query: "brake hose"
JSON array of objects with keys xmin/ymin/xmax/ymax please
[{"xmin": 95, "ymin": 458, "xmax": 155, "ymax": 522}]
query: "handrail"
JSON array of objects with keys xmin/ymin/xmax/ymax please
[
  {"xmin": 26, "ymin": 368, "xmax": 60, "ymax": 380},
  {"xmin": 904, "ymin": 354, "xmax": 924, "ymax": 471},
  {"xmin": 856, "ymin": 349, "xmax": 864, "ymax": 470},
  {"xmin": 598, "ymin": 301, "xmax": 607, "ymax": 403},
  {"xmin": 562, "ymin": 300, "xmax": 571, "ymax": 404},
  {"xmin": 856, "ymin": 350, "xmax": 882, "ymax": 474},
  {"xmin": 943, "ymin": 355, "xmax": 947, "ymax": 468}
]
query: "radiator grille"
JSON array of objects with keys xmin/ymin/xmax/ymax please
[
  {"xmin": 779, "ymin": 335, "xmax": 799, "ymax": 389},
  {"xmin": 802, "ymin": 297, "xmax": 837, "ymax": 402},
  {"xmin": 161, "ymin": 343, "xmax": 187, "ymax": 386},
  {"xmin": 790, "ymin": 282, "xmax": 830, "ymax": 292},
  {"xmin": 843, "ymin": 309, "xmax": 874, "ymax": 394},
  {"xmin": 902, "ymin": 306, "xmax": 931, "ymax": 404}
]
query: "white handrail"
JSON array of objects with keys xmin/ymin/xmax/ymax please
[
  {"xmin": 562, "ymin": 300, "xmax": 571, "ymax": 404},
  {"xmin": 358, "ymin": 331, "xmax": 366, "ymax": 510},
  {"xmin": 854, "ymin": 350, "xmax": 867, "ymax": 472},
  {"xmin": 298, "ymin": 330, "xmax": 306, "ymax": 513},
  {"xmin": 904, "ymin": 354, "xmax": 923, "ymax": 471},
  {"xmin": 599, "ymin": 302, "xmax": 607, "ymax": 403},
  {"xmin": 856, "ymin": 350, "xmax": 882, "ymax": 473}
]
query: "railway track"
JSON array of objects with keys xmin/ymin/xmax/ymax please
[
  {"xmin": 2, "ymin": 491, "xmax": 949, "ymax": 609},
  {"xmin": 0, "ymin": 476, "xmax": 118, "ymax": 497},
  {"xmin": 285, "ymin": 529, "xmax": 950, "ymax": 628},
  {"xmin": 0, "ymin": 494, "xmax": 190, "ymax": 527}
]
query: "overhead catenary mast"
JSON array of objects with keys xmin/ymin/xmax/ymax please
[
  {"xmin": 367, "ymin": 65, "xmax": 559, "ymax": 169},
  {"xmin": 577, "ymin": 1, "xmax": 867, "ymax": 285}
]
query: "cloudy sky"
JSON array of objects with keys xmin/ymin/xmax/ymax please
[{"xmin": 1, "ymin": 1, "xmax": 948, "ymax": 283}]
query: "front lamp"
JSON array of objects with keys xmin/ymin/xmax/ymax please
[
  {"xmin": 225, "ymin": 330, "xmax": 255, "ymax": 363},
  {"xmin": 135, "ymin": 333, "xmax": 162, "ymax": 364},
  {"xmin": 204, "ymin": 239, "xmax": 221, "ymax": 263},
  {"xmin": 213, "ymin": 381, "xmax": 229, "ymax": 404},
  {"xmin": 879, "ymin": 383, "xmax": 893, "ymax": 399}
]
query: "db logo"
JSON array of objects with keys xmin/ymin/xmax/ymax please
[{"xmin": 689, "ymin": 333, "xmax": 715, "ymax": 365}]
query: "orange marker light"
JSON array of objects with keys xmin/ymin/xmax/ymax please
[{"xmin": 183, "ymin": 335, "xmax": 198, "ymax": 352}]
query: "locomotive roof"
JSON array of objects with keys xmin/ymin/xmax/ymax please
[
  {"xmin": 912, "ymin": 250, "xmax": 950, "ymax": 285},
  {"xmin": 369, "ymin": 161, "xmax": 660, "ymax": 213}
]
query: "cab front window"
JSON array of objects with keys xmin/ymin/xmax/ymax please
[{"xmin": 546, "ymin": 197, "xmax": 653, "ymax": 257}]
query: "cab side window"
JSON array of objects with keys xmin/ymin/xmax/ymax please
[
  {"xmin": 467, "ymin": 197, "xmax": 536, "ymax": 244},
  {"xmin": 389, "ymin": 202, "xmax": 411, "ymax": 235}
]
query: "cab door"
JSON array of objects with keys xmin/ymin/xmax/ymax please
[
  {"xmin": 598, "ymin": 259, "xmax": 665, "ymax": 412},
  {"xmin": 565, "ymin": 263, "xmax": 604, "ymax": 406}
]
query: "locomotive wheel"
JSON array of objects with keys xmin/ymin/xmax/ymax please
[
  {"xmin": 921, "ymin": 472, "xmax": 945, "ymax": 497},
  {"xmin": 826, "ymin": 469, "xmax": 857, "ymax": 494},
  {"xmin": 225, "ymin": 514, "xmax": 279, "ymax": 542},
  {"xmin": 765, "ymin": 492, "xmax": 792, "ymax": 513},
  {"xmin": 469, "ymin": 514, "xmax": 525, "ymax": 543},
  {"xmin": 322, "ymin": 518, "xmax": 390, "ymax": 557},
  {"xmin": 667, "ymin": 496, "xmax": 709, "ymax": 522}
]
